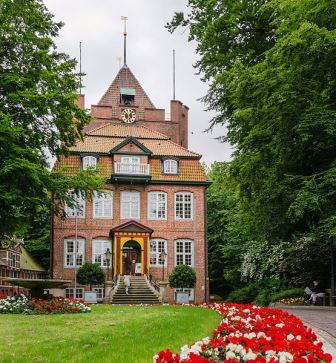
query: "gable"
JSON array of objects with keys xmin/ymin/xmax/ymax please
[
  {"xmin": 110, "ymin": 220, "xmax": 153, "ymax": 234},
  {"xmin": 110, "ymin": 137, "xmax": 152, "ymax": 155},
  {"xmin": 98, "ymin": 66, "xmax": 154, "ymax": 109}
]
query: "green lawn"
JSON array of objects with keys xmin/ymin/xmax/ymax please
[{"xmin": 0, "ymin": 305, "xmax": 219, "ymax": 363}]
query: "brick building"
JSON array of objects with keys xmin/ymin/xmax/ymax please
[
  {"xmin": 0, "ymin": 239, "xmax": 46, "ymax": 296},
  {"xmin": 52, "ymin": 64, "xmax": 210, "ymax": 303}
]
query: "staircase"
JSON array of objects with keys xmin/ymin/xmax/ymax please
[{"xmin": 111, "ymin": 276, "xmax": 161, "ymax": 305}]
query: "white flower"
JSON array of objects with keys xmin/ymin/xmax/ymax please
[
  {"xmin": 287, "ymin": 334, "xmax": 295, "ymax": 341},
  {"xmin": 275, "ymin": 323, "xmax": 285, "ymax": 328},
  {"xmin": 243, "ymin": 351, "xmax": 257, "ymax": 361}
]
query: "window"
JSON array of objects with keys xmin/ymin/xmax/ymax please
[
  {"xmin": 93, "ymin": 288, "xmax": 105, "ymax": 301},
  {"xmin": 175, "ymin": 240, "xmax": 194, "ymax": 266},
  {"xmin": 150, "ymin": 239, "xmax": 167, "ymax": 266},
  {"xmin": 65, "ymin": 288, "xmax": 84, "ymax": 299},
  {"xmin": 148, "ymin": 192, "xmax": 167, "ymax": 220},
  {"xmin": 64, "ymin": 239, "xmax": 85, "ymax": 267},
  {"xmin": 93, "ymin": 191, "xmax": 113, "ymax": 218},
  {"xmin": 8, "ymin": 252, "xmax": 19, "ymax": 268},
  {"xmin": 82, "ymin": 156, "xmax": 97, "ymax": 170},
  {"xmin": 174, "ymin": 288, "xmax": 195, "ymax": 301},
  {"xmin": 163, "ymin": 159, "xmax": 178, "ymax": 174},
  {"xmin": 65, "ymin": 190, "xmax": 85, "ymax": 218},
  {"xmin": 175, "ymin": 192, "xmax": 193, "ymax": 220},
  {"xmin": 120, "ymin": 155, "xmax": 141, "ymax": 174},
  {"xmin": 92, "ymin": 240, "xmax": 112, "ymax": 267},
  {"xmin": 120, "ymin": 87, "xmax": 135, "ymax": 105},
  {"xmin": 121, "ymin": 191, "xmax": 140, "ymax": 219}
]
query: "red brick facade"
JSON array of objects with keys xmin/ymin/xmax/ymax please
[{"xmin": 52, "ymin": 65, "xmax": 209, "ymax": 303}]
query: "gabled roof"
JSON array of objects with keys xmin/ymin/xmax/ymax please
[
  {"xmin": 98, "ymin": 65, "xmax": 155, "ymax": 108},
  {"xmin": 110, "ymin": 220, "xmax": 153, "ymax": 234},
  {"xmin": 87, "ymin": 123, "xmax": 169, "ymax": 140},
  {"xmin": 110, "ymin": 136, "xmax": 152, "ymax": 155}
]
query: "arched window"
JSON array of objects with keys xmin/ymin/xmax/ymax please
[
  {"xmin": 148, "ymin": 192, "xmax": 167, "ymax": 220},
  {"xmin": 163, "ymin": 159, "xmax": 178, "ymax": 174},
  {"xmin": 92, "ymin": 239, "xmax": 112, "ymax": 267},
  {"xmin": 93, "ymin": 191, "xmax": 113, "ymax": 218},
  {"xmin": 64, "ymin": 238, "xmax": 85, "ymax": 267},
  {"xmin": 65, "ymin": 190, "xmax": 85, "ymax": 218},
  {"xmin": 175, "ymin": 239, "xmax": 194, "ymax": 267},
  {"xmin": 150, "ymin": 239, "xmax": 167, "ymax": 266},
  {"xmin": 82, "ymin": 155, "xmax": 97, "ymax": 170}
]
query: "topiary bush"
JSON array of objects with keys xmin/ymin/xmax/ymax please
[
  {"xmin": 76, "ymin": 262, "xmax": 105, "ymax": 290},
  {"xmin": 169, "ymin": 265, "xmax": 196, "ymax": 289}
]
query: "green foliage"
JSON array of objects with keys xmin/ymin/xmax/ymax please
[
  {"xmin": 76, "ymin": 262, "xmax": 105, "ymax": 290},
  {"xmin": 169, "ymin": 265, "xmax": 196, "ymax": 289},
  {"xmin": 169, "ymin": 0, "xmax": 336, "ymax": 290},
  {"xmin": 0, "ymin": 0, "xmax": 104, "ymax": 240},
  {"xmin": 226, "ymin": 284, "xmax": 258, "ymax": 304},
  {"xmin": 270, "ymin": 288, "xmax": 304, "ymax": 303}
]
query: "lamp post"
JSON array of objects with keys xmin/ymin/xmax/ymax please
[
  {"xmin": 104, "ymin": 248, "xmax": 113, "ymax": 282},
  {"xmin": 159, "ymin": 251, "xmax": 167, "ymax": 281}
]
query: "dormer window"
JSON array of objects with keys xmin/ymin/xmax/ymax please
[
  {"xmin": 163, "ymin": 159, "xmax": 178, "ymax": 174},
  {"xmin": 120, "ymin": 88, "xmax": 135, "ymax": 105},
  {"xmin": 82, "ymin": 155, "xmax": 97, "ymax": 170}
]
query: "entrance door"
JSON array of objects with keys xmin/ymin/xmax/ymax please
[{"xmin": 122, "ymin": 249, "xmax": 138, "ymax": 275}]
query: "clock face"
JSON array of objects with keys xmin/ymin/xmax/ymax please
[{"xmin": 121, "ymin": 108, "xmax": 136, "ymax": 123}]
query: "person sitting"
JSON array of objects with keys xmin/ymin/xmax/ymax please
[
  {"xmin": 124, "ymin": 275, "xmax": 131, "ymax": 295},
  {"xmin": 305, "ymin": 280, "xmax": 325, "ymax": 305}
]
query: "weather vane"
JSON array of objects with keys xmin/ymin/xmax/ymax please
[{"xmin": 121, "ymin": 16, "xmax": 128, "ymax": 66}]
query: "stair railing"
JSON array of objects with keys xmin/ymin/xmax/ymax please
[
  {"xmin": 109, "ymin": 274, "xmax": 120, "ymax": 303},
  {"xmin": 145, "ymin": 274, "xmax": 161, "ymax": 299}
]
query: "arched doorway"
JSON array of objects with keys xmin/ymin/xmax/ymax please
[{"xmin": 122, "ymin": 240, "xmax": 142, "ymax": 275}]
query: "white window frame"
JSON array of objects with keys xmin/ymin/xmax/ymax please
[
  {"xmin": 65, "ymin": 288, "xmax": 84, "ymax": 299},
  {"xmin": 175, "ymin": 239, "xmax": 194, "ymax": 267},
  {"xmin": 64, "ymin": 239, "xmax": 85, "ymax": 268},
  {"xmin": 93, "ymin": 191, "xmax": 113, "ymax": 219},
  {"xmin": 174, "ymin": 288, "xmax": 195, "ymax": 301},
  {"xmin": 65, "ymin": 190, "xmax": 85, "ymax": 218},
  {"xmin": 93, "ymin": 287, "xmax": 105, "ymax": 301},
  {"xmin": 148, "ymin": 192, "xmax": 167, "ymax": 220},
  {"xmin": 92, "ymin": 240, "xmax": 112, "ymax": 267},
  {"xmin": 150, "ymin": 239, "xmax": 167, "ymax": 267},
  {"xmin": 175, "ymin": 192, "xmax": 193, "ymax": 220},
  {"xmin": 120, "ymin": 191, "xmax": 140, "ymax": 219},
  {"xmin": 163, "ymin": 159, "xmax": 178, "ymax": 174},
  {"xmin": 82, "ymin": 155, "xmax": 97, "ymax": 170},
  {"xmin": 121, "ymin": 155, "xmax": 140, "ymax": 165}
]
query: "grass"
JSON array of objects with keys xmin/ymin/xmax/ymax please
[{"xmin": 0, "ymin": 305, "xmax": 220, "ymax": 363}]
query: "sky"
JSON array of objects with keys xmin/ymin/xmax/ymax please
[{"xmin": 44, "ymin": 0, "xmax": 232, "ymax": 165}]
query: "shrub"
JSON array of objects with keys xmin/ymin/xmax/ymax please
[
  {"xmin": 271, "ymin": 288, "xmax": 303, "ymax": 303},
  {"xmin": 169, "ymin": 265, "xmax": 196, "ymax": 289},
  {"xmin": 226, "ymin": 284, "xmax": 258, "ymax": 303},
  {"xmin": 76, "ymin": 262, "xmax": 105, "ymax": 290}
]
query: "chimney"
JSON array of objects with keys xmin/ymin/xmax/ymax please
[
  {"xmin": 76, "ymin": 94, "xmax": 85, "ymax": 109},
  {"xmin": 170, "ymin": 100, "xmax": 189, "ymax": 148}
]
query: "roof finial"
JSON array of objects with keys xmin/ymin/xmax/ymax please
[{"xmin": 121, "ymin": 16, "xmax": 128, "ymax": 67}]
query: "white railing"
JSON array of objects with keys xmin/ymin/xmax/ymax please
[{"xmin": 114, "ymin": 162, "xmax": 150, "ymax": 175}]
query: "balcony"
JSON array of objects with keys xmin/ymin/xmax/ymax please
[
  {"xmin": 112, "ymin": 162, "xmax": 151, "ymax": 183},
  {"xmin": 114, "ymin": 162, "xmax": 150, "ymax": 175}
]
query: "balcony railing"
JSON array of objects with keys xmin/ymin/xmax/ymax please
[{"xmin": 114, "ymin": 162, "xmax": 150, "ymax": 175}]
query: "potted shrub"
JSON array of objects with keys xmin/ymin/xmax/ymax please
[
  {"xmin": 76, "ymin": 262, "xmax": 105, "ymax": 303},
  {"xmin": 169, "ymin": 264, "xmax": 196, "ymax": 304}
]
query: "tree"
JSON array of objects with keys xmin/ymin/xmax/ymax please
[
  {"xmin": 0, "ymin": 0, "xmax": 103, "ymax": 240},
  {"xmin": 169, "ymin": 265, "xmax": 196, "ymax": 289},
  {"xmin": 169, "ymin": 0, "xmax": 336, "ymax": 287},
  {"xmin": 76, "ymin": 262, "xmax": 105, "ymax": 291},
  {"xmin": 207, "ymin": 162, "xmax": 248, "ymax": 296}
]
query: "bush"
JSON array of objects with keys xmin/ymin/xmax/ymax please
[
  {"xmin": 76, "ymin": 262, "xmax": 105, "ymax": 290},
  {"xmin": 270, "ymin": 288, "xmax": 304, "ymax": 303},
  {"xmin": 169, "ymin": 265, "xmax": 196, "ymax": 289},
  {"xmin": 226, "ymin": 284, "xmax": 258, "ymax": 303}
]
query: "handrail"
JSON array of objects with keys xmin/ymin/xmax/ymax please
[{"xmin": 114, "ymin": 162, "xmax": 150, "ymax": 175}]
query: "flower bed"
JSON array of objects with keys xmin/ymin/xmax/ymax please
[
  {"xmin": 154, "ymin": 303, "xmax": 332, "ymax": 363},
  {"xmin": 278, "ymin": 297, "xmax": 304, "ymax": 305},
  {"xmin": 0, "ymin": 295, "xmax": 91, "ymax": 314}
]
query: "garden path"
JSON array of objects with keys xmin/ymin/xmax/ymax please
[{"xmin": 280, "ymin": 307, "xmax": 336, "ymax": 361}]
